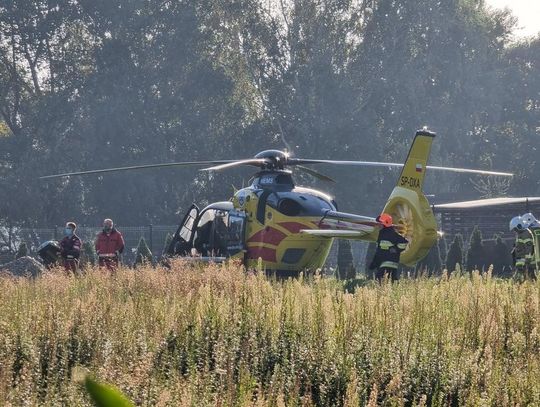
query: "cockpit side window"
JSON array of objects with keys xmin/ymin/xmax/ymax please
[
  {"xmin": 227, "ymin": 214, "xmax": 246, "ymax": 255},
  {"xmin": 278, "ymin": 198, "xmax": 303, "ymax": 216}
]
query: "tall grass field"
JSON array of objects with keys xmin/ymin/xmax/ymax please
[{"xmin": 1, "ymin": 263, "xmax": 540, "ymax": 406}]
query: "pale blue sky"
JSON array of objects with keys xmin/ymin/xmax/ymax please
[{"xmin": 485, "ymin": 0, "xmax": 540, "ymax": 37}]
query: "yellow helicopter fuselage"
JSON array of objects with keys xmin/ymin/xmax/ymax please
[{"xmin": 231, "ymin": 184, "xmax": 338, "ymax": 272}]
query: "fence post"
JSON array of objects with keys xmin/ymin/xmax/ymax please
[{"xmin": 149, "ymin": 224, "xmax": 153, "ymax": 258}]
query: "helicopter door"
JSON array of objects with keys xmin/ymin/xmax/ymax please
[
  {"xmin": 226, "ymin": 212, "xmax": 246, "ymax": 256},
  {"xmin": 166, "ymin": 204, "xmax": 199, "ymax": 256}
]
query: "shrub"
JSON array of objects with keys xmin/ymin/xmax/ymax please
[
  {"xmin": 446, "ymin": 234, "xmax": 463, "ymax": 272},
  {"xmin": 133, "ymin": 237, "xmax": 152, "ymax": 267},
  {"xmin": 15, "ymin": 241, "xmax": 28, "ymax": 259},
  {"xmin": 491, "ymin": 234, "xmax": 512, "ymax": 276},
  {"xmin": 162, "ymin": 233, "xmax": 173, "ymax": 255},
  {"xmin": 466, "ymin": 226, "xmax": 487, "ymax": 271},
  {"xmin": 80, "ymin": 241, "xmax": 97, "ymax": 268},
  {"xmin": 416, "ymin": 241, "xmax": 442, "ymax": 275},
  {"xmin": 438, "ymin": 236, "xmax": 448, "ymax": 268}
]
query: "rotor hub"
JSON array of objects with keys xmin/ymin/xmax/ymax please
[{"xmin": 254, "ymin": 150, "xmax": 289, "ymax": 170}]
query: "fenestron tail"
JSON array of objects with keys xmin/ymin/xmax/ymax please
[{"xmin": 383, "ymin": 130, "xmax": 438, "ymax": 266}]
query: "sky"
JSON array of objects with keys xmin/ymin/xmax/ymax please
[{"xmin": 485, "ymin": 0, "xmax": 540, "ymax": 38}]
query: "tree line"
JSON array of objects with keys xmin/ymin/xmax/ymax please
[
  {"xmin": 358, "ymin": 226, "xmax": 513, "ymax": 279},
  {"xmin": 418, "ymin": 226, "xmax": 514, "ymax": 276},
  {"xmin": 0, "ymin": 0, "xmax": 538, "ymax": 235}
]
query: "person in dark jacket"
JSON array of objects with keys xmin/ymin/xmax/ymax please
[
  {"xmin": 59, "ymin": 221, "xmax": 82, "ymax": 273},
  {"xmin": 369, "ymin": 213, "xmax": 408, "ymax": 282},
  {"xmin": 95, "ymin": 218, "xmax": 125, "ymax": 270},
  {"xmin": 510, "ymin": 216, "xmax": 536, "ymax": 281}
]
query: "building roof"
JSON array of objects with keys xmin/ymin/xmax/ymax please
[{"xmin": 434, "ymin": 197, "xmax": 540, "ymax": 210}]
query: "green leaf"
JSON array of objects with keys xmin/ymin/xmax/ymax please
[{"xmin": 85, "ymin": 376, "xmax": 134, "ymax": 407}]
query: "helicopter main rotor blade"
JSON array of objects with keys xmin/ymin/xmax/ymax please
[
  {"xmin": 292, "ymin": 159, "xmax": 513, "ymax": 177},
  {"xmin": 295, "ymin": 165, "xmax": 335, "ymax": 182},
  {"xmin": 39, "ymin": 160, "xmax": 240, "ymax": 179},
  {"xmin": 201, "ymin": 158, "xmax": 272, "ymax": 171}
]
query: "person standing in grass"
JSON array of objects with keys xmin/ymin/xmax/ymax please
[
  {"xmin": 369, "ymin": 213, "xmax": 408, "ymax": 282},
  {"xmin": 59, "ymin": 221, "xmax": 82, "ymax": 273},
  {"xmin": 510, "ymin": 216, "xmax": 536, "ymax": 282},
  {"xmin": 95, "ymin": 218, "xmax": 125, "ymax": 271}
]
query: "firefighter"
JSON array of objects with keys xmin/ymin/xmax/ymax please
[
  {"xmin": 510, "ymin": 216, "xmax": 536, "ymax": 281},
  {"xmin": 369, "ymin": 213, "xmax": 408, "ymax": 282},
  {"xmin": 95, "ymin": 218, "xmax": 125, "ymax": 271},
  {"xmin": 59, "ymin": 221, "xmax": 82, "ymax": 273}
]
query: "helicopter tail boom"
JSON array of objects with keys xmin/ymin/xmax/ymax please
[
  {"xmin": 300, "ymin": 130, "xmax": 439, "ymax": 266},
  {"xmin": 381, "ymin": 130, "xmax": 438, "ymax": 266}
]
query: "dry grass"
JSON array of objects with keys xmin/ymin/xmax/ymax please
[{"xmin": 1, "ymin": 262, "xmax": 540, "ymax": 406}]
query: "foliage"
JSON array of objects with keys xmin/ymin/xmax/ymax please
[
  {"xmin": 1, "ymin": 264, "xmax": 540, "ymax": 405},
  {"xmin": 337, "ymin": 239, "xmax": 355, "ymax": 280},
  {"xmin": 15, "ymin": 241, "xmax": 28, "ymax": 259},
  {"xmin": 85, "ymin": 375, "xmax": 134, "ymax": 407},
  {"xmin": 364, "ymin": 242, "xmax": 377, "ymax": 279},
  {"xmin": 491, "ymin": 234, "xmax": 512, "ymax": 277},
  {"xmin": 80, "ymin": 241, "xmax": 97, "ymax": 268},
  {"xmin": 438, "ymin": 237, "xmax": 448, "ymax": 268},
  {"xmin": 446, "ymin": 233, "xmax": 464, "ymax": 272},
  {"xmin": 416, "ymin": 241, "xmax": 442, "ymax": 275},
  {"xmin": 466, "ymin": 226, "xmax": 487, "ymax": 271},
  {"xmin": 162, "ymin": 233, "xmax": 173, "ymax": 255},
  {"xmin": 0, "ymin": 1, "xmax": 538, "ymax": 229},
  {"xmin": 133, "ymin": 237, "xmax": 152, "ymax": 267}
]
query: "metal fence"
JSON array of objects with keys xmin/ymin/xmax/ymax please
[
  {"xmin": 1, "ymin": 225, "xmax": 370, "ymax": 270},
  {"xmin": 1, "ymin": 225, "xmax": 177, "ymax": 265},
  {"xmin": 1, "ymin": 222, "xmax": 517, "ymax": 271}
]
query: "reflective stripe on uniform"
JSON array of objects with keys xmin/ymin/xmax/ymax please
[
  {"xmin": 379, "ymin": 240, "xmax": 394, "ymax": 250},
  {"xmin": 380, "ymin": 261, "xmax": 399, "ymax": 269},
  {"xmin": 397, "ymin": 243, "xmax": 407, "ymax": 250},
  {"xmin": 517, "ymin": 238, "xmax": 533, "ymax": 244},
  {"xmin": 516, "ymin": 259, "xmax": 526, "ymax": 267}
]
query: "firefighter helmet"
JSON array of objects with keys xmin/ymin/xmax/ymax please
[
  {"xmin": 509, "ymin": 216, "xmax": 524, "ymax": 231},
  {"xmin": 379, "ymin": 213, "xmax": 393, "ymax": 227},
  {"xmin": 522, "ymin": 213, "xmax": 538, "ymax": 228}
]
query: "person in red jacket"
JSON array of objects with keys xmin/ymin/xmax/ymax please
[
  {"xmin": 95, "ymin": 218, "xmax": 125, "ymax": 270},
  {"xmin": 60, "ymin": 221, "xmax": 82, "ymax": 273}
]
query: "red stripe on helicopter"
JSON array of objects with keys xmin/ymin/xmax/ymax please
[
  {"xmin": 246, "ymin": 246, "xmax": 277, "ymax": 262},
  {"xmin": 247, "ymin": 227, "xmax": 287, "ymax": 246},
  {"xmin": 277, "ymin": 222, "xmax": 309, "ymax": 234}
]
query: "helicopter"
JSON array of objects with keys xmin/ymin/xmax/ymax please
[{"xmin": 41, "ymin": 129, "xmax": 513, "ymax": 274}]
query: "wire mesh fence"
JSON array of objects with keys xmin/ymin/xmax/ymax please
[
  {"xmin": 0, "ymin": 225, "xmax": 369, "ymax": 270},
  {"xmin": 0, "ymin": 225, "xmax": 177, "ymax": 265}
]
